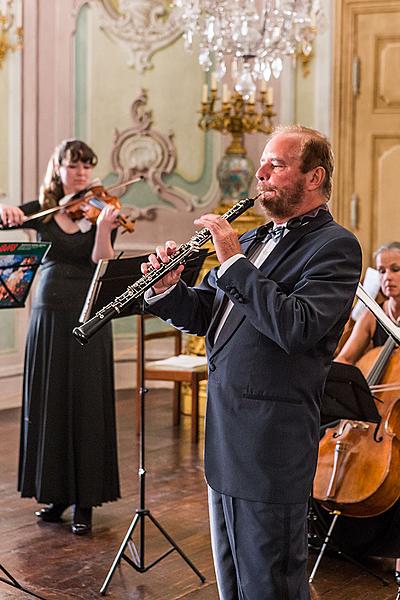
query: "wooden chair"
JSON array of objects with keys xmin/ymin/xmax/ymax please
[{"xmin": 136, "ymin": 314, "xmax": 208, "ymax": 443}]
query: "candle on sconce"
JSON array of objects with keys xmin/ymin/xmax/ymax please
[
  {"xmin": 248, "ymin": 92, "xmax": 255, "ymax": 105},
  {"xmin": 202, "ymin": 84, "xmax": 208, "ymax": 103},
  {"xmin": 267, "ymin": 86, "xmax": 274, "ymax": 105},
  {"xmin": 260, "ymin": 79, "xmax": 268, "ymax": 93},
  {"xmin": 222, "ymin": 84, "xmax": 230, "ymax": 103},
  {"xmin": 210, "ymin": 72, "xmax": 217, "ymax": 90}
]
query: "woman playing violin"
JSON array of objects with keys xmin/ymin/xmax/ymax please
[
  {"xmin": 314, "ymin": 241, "xmax": 400, "ymax": 581},
  {"xmin": 0, "ymin": 139, "xmax": 121, "ymax": 535}
]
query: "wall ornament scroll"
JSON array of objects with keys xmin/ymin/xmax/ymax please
[
  {"xmin": 111, "ymin": 90, "xmax": 197, "ymax": 220},
  {"xmin": 88, "ymin": 0, "xmax": 182, "ymax": 73}
]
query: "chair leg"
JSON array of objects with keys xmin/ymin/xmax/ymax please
[
  {"xmin": 191, "ymin": 375, "xmax": 199, "ymax": 443},
  {"xmin": 173, "ymin": 382, "xmax": 181, "ymax": 426}
]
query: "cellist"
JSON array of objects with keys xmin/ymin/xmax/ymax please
[{"xmin": 315, "ymin": 241, "xmax": 400, "ymax": 583}]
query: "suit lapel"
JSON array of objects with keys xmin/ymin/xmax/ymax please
[
  {"xmin": 207, "ymin": 211, "xmax": 333, "ymax": 357},
  {"xmin": 206, "ymin": 225, "xmax": 269, "ymax": 351},
  {"xmin": 209, "ymin": 307, "xmax": 246, "ymax": 355},
  {"xmin": 206, "ymin": 225, "xmax": 270, "ymax": 347},
  {"xmin": 258, "ymin": 211, "xmax": 332, "ymax": 278}
]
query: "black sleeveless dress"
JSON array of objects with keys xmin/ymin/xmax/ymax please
[
  {"xmin": 17, "ymin": 201, "xmax": 120, "ymax": 507},
  {"xmin": 313, "ymin": 320, "xmax": 400, "ymax": 557}
]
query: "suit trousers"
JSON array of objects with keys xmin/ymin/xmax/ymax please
[{"xmin": 208, "ymin": 486, "xmax": 311, "ymax": 600}]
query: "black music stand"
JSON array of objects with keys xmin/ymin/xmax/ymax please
[
  {"xmin": 0, "ymin": 241, "xmax": 50, "ymax": 600},
  {"xmin": 78, "ymin": 252, "xmax": 207, "ymax": 595},
  {"xmin": 309, "ymin": 361, "xmax": 388, "ymax": 585},
  {"xmin": 321, "ymin": 361, "xmax": 381, "ymax": 427}
]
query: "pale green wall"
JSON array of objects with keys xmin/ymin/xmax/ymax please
[
  {"xmin": 0, "ymin": 63, "xmax": 9, "ymax": 195},
  {"xmin": 75, "ymin": 5, "xmax": 214, "ymax": 205},
  {"xmin": 295, "ymin": 60, "xmax": 316, "ymax": 127},
  {"xmin": 0, "ymin": 61, "xmax": 18, "ymax": 355},
  {"xmin": 0, "ymin": 311, "xmax": 17, "ymax": 353}
]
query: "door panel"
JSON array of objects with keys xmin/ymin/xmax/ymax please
[{"xmin": 333, "ymin": 2, "xmax": 400, "ymax": 266}]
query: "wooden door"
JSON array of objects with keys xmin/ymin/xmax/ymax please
[{"xmin": 333, "ymin": 1, "xmax": 400, "ymax": 265}]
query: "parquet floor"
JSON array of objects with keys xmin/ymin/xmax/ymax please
[{"xmin": 0, "ymin": 389, "xmax": 398, "ymax": 599}]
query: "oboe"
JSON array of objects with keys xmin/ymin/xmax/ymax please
[{"xmin": 72, "ymin": 194, "xmax": 259, "ymax": 344}]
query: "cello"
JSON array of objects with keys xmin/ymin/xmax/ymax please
[{"xmin": 313, "ymin": 334, "xmax": 400, "ymax": 518}]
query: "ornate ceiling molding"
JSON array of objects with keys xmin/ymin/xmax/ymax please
[
  {"xmin": 111, "ymin": 89, "xmax": 197, "ymax": 220},
  {"xmin": 88, "ymin": 0, "xmax": 183, "ymax": 72}
]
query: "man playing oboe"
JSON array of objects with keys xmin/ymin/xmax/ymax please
[{"xmin": 142, "ymin": 125, "xmax": 362, "ymax": 600}]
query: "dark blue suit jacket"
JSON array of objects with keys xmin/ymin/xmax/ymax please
[{"xmin": 149, "ymin": 211, "xmax": 362, "ymax": 504}]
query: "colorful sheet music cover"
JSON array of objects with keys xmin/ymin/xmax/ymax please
[{"xmin": 0, "ymin": 241, "xmax": 51, "ymax": 308}]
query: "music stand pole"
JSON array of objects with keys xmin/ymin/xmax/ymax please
[{"xmin": 100, "ymin": 309, "xmax": 205, "ymax": 595}]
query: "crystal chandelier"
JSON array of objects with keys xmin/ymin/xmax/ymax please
[{"xmin": 172, "ymin": 0, "xmax": 325, "ymax": 98}]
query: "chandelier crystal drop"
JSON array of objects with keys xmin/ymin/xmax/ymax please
[{"xmin": 172, "ymin": 0, "xmax": 325, "ymax": 86}]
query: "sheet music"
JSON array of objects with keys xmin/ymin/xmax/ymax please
[
  {"xmin": 146, "ymin": 354, "xmax": 208, "ymax": 369},
  {"xmin": 356, "ymin": 283, "xmax": 400, "ymax": 345},
  {"xmin": 351, "ymin": 267, "xmax": 380, "ymax": 321}
]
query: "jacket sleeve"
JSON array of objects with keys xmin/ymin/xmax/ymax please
[{"xmin": 146, "ymin": 266, "xmax": 219, "ymax": 336}]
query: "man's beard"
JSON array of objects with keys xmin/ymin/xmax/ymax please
[{"xmin": 257, "ymin": 180, "xmax": 305, "ymax": 220}]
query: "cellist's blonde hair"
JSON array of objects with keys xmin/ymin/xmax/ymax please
[
  {"xmin": 39, "ymin": 139, "xmax": 98, "ymax": 210},
  {"xmin": 373, "ymin": 242, "xmax": 400, "ymax": 259}
]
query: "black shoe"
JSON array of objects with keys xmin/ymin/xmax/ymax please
[
  {"xmin": 71, "ymin": 506, "xmax": 92, "ymax": 535},
  {"xmin": 35, "ymin": 503, "xmax": 69, "ymax": 522},
  {"xmin": 395, "ymin": 570, "xmax": 400, "ymax": 586}
]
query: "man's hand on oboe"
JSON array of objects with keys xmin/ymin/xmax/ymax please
[
  {"xmin": 194, "ymin": 214, "xmax": 241, "ymax": 264},
  {"xmin": 141, "ymin": 240, "xmax": 185, "ymax": 295}
]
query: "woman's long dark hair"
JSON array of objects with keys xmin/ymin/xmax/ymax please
[{"xmin": 39, "ymin": 139, "xmax": 98, "ymax": 210}]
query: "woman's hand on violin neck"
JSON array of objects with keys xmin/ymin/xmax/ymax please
[
  {"xmin": 0, "ymin": 204, "xmax": 25, "ymax": 227},
  {"xmin": 95, "ymin": 204, "xmax": 120, "ymax": 231}
]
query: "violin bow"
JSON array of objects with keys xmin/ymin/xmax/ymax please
[{"xmin": 19, "ymin": 176, "xmax": 144, "ymax": 224}]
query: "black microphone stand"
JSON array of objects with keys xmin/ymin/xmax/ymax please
[{"xmin": 100, "ymin": 308, "xmax": 205, "ymax": 594}]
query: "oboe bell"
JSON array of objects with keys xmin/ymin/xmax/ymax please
[{"xmin": 73, "ymin": 303, "xmax": 120, "ymax": 345}]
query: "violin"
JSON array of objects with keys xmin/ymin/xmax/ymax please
[
  {"xmin": 61, "ymin": 183, "xmax": 135, "ymax": 233},
  {"xmin": 0, "ymin": 177, "xmax": 141, "ymax": 234}
]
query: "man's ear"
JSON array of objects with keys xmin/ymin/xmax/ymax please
[{"xmin": 307, "ymin": 166, "xmax": 325, "ymax": 191}]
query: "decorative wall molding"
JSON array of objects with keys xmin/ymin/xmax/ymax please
[
  {"xmin": 111, "ymin": 90, "xmax": 197, "ymax": 220},
  {"xmin": 86, "ymin": 0, "xmax": 183, "ymax": 72}
]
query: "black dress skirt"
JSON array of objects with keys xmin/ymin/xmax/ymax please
[
  {"xmin": 18, "ymin": 202, "xmax": 120, "ymax": 507},
  {"xmin": 313, "ymin": 321, "xmax": 400, "ymax": 557}
]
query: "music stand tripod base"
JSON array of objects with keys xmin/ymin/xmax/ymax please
[
  {"xmin": 100, "ymin": 503, "xmax": 205, "ymax": 595},
  {"xmin": 100, "ymin": 319, "xmax": 206, "ymax": 595},
  {"xmin": 0, "ymin": 563, "xmax": 48, "ymax": 600}
]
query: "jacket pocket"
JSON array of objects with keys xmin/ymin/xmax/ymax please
[{"xmin": 242, "ymin": 392, "xmax": 302, "ymax": 406}]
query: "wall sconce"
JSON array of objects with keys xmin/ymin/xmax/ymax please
[{"xmin": 0, "ymin": 0, "xmax": 23, "ymax": 70}]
